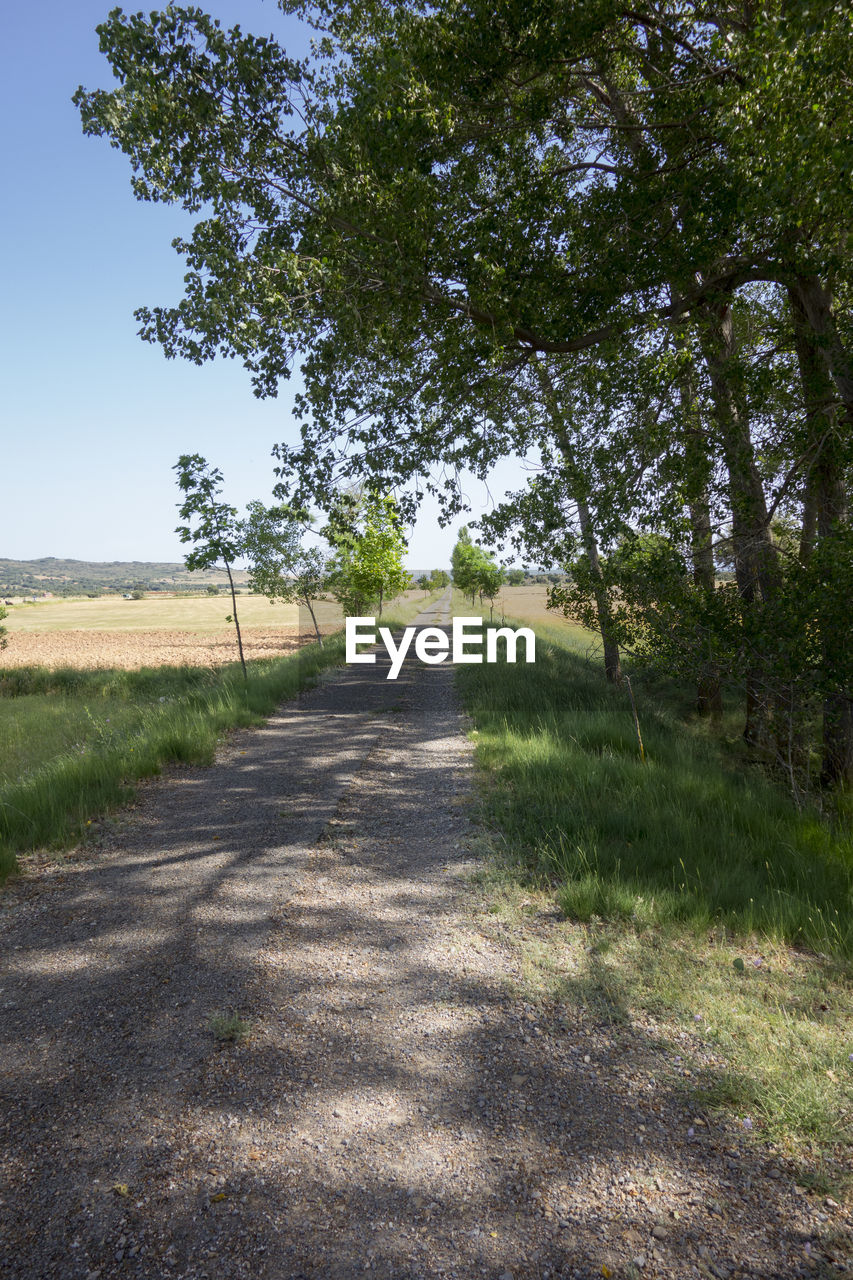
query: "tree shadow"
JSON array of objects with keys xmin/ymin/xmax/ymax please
[{"xmin": 0, "ymin": 639, "xmax": 847, "ymax": 1279}]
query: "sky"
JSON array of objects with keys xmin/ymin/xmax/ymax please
[{"xmin": 0, "ymin": 0, "xmax": 525, "ymax": 569}]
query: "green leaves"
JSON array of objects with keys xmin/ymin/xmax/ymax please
[
  {"xmin": 451, "ymin": 527, "xmax": 504, "ymax": 604},
  {"xmin": 324, "ymin": 491, "xmax": 409, "ymax": 614},
  {"xmin": 173, "ymin": 454, "xmax": 243, "ymax": 570},
  {"xmin": 241, "ymin": 500, "xmax": 329, "ymax": 612},
  {"xmin": 172, "ymin": 454, "xmax": 247, "ymax": 675}
]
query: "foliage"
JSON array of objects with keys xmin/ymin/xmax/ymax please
[
  {"xmin": 240, "ymin": 500, "xmax": 330, "ymax": 644},
  {"xmin": 174, "ymin": 454, "xmax": 248, "ymax": 678},
  {"xmin": 451, "ymin": 528, "xmax": 504, "ymax": 609},
  {"xmin": 324, "ymin": 492, "xmax": 409, "ymax": 616},
  {"xmin": 77, "ymin": 2, "xmax": 853, "ymax": 788},
  {"xmin": 174, "ymin": 455, "xmax": 242, "ymax": 572}
]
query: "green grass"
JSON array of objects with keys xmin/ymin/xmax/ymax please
[
  {"xmin": 456, "ymin": 617, "xmax": 853, "ymax": 1176},
  {"xmin": 0, "ymin": 595, "xmax": 435, "ymax": 881},
  {"xmin": 0, "ymin": 639, "xmax": 344, "ymax": 879},
  {"xmin": 209, "ymin": 1011, "xmax": 253, "ymax": 1043},
  {"xmin": 457, "ymin": 620, "xmax": 853, "ymax": 958}
]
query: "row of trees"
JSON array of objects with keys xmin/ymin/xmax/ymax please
[
  {"xmin": 451, "ymin": 529, "xmax": 506, "ymax": 619},
  {"xmin": 417, "ymin": 570, "xmax": 450, "ymax": 595},
  {"xmin": 175, "ymin": 455, "xmax": 411, "ymax": 676},
  {"xmin": 78, "ymin": 1, "xmax": 853, "ymax": 790}
]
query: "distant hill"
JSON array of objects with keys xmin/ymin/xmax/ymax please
[
  {"xmin": 0, "ymin": 557, "xmax": 247, "ymax": 597},
  {"xmin": 0, "ymin": 557, "xmax": 447, "ymax": 598}
]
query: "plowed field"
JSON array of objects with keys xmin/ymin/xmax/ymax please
[{"xmin": 0, "ymin": 626, "xmax": 329, "ymax": 669}]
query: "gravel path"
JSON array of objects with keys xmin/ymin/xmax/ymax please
[{"xmin": 0, "ymin": 593, "xmax": 848, "ymax": 1280}]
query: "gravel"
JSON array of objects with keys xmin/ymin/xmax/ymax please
[{"xmin": 1, "ymin": 592, "xmax": 850, "ymax": 1279}]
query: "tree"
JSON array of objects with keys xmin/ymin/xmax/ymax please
[
  {"xmin": 450, "ymin": 529, "xmax": 480, "ymax": 606},
  {"xmin": 174, "ymin": 454, "xmax": 247, "ymax": 679},
  {"xmin": 429, "ymin": 569, "xmax": 450, "ymax": 590},
  {"xmin": 451, "ymin": 528, "xmax": 504, "ymax": 615},
  {"xmin": 507, "ymin": 569, "xmax": 525, "ymax": 586},
  {"xmin": 78, "ymin": 2, "xmax": 853, "ymax": 787},
  {"xmin": 0, "ymin": 605, "xmax": 7, "ymax": 652},
  {"xmin": 324, "ymin": 492, "xmax": 410, "ymax": 617},
  {"xmin": 240, "ymin": 500, "xmax": 329, "ymax": 646},
  {"xmin": 477, "ymin": 560, "xmax": 505, "ymax": 623}
]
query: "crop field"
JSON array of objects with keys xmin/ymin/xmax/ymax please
[
  {"xmin": 0, "ymin": 591, "xmax": 422, "ymax": 669},
  {"xmin": 0, "ymin": 590, "xmax": 433, "ymax": 874},
  {"xmin": 456, "ymin": 582, "xmax": 596, "ymax": 649}
]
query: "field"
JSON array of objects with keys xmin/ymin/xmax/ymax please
[
  {"xmin": 454, "ymin": 595, "xmax": 853, "ymax": 1174},
  {"xmin": 486, "ymin": 581, "xmax": 571, "ymax": 626},
  {"xmin": 0, "ymin": 592, "xmax": 423, "ymax": 669},
  {"xmin": 0, "ymin": 589, "xmax": 430, "ymax": 874},
  {"xmin": 464, "ymin": 580, "xmax": 597, "ymax": 643},
  {"xmin": 3, "ymin": 583, "xmax": 853, "ymax": 1183}
]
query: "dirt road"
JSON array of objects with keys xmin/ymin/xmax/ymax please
[{"xmin": 0, "ymin": 594, "xmax": 837, "ymax": 1279}]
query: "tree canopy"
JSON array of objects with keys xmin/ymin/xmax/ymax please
[{"xmin": 79, "ymin": 2, "xmax": 853, "ymax": 788}]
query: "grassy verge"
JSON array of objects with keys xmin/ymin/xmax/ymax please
[
  {"xmin": 456, "ymin": 611, "xmax": 853, "ymax": 1180},
  {"xmin": 0, "ymin": 593, "xmax": 435, "ymax": 880},
  {"xmin": 0, "ymin": 638, "xmax": 343, "ymax": 879}
]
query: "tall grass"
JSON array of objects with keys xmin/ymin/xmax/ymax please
[
  {"xmin": 0, "ymin": 637, "xmax": 348, "ymax": 879},
  {"xmin": 0, "ymin": 594, "xmax": 435, "ymax": 880},
  {"xmin": 458, "ymin": 618, "xmax": 853, "ymax": 1170},
  {"xmin": 457, "ymin": 622, "xmax": 853, "ymax": 960}
]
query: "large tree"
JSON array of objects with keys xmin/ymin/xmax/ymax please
[{"xmin": 77, "ymin": 0, "xmax": 853, "ymax": 783}]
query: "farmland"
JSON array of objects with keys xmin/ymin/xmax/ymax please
[
  {"xmin": 0, "ymin": 588, "xmax": 428, "ymax": 874},
  {"xmin": 0, "ymin": 592, "xmax": 421, "ymax": 669}
]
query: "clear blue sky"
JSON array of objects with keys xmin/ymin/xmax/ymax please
[{"xmin": 0, "ymin": 0, "xmax": 524, "ymax": 568}]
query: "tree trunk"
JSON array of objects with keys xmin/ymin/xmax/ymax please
[
  {"xmin": 799, "ymin": 475, "xmax": 819, "ymax": 566},
  {"xmin": 378, "ymin": 584, "xmax": 384, "ymax": 618},
  {"xmin": 534, "ymin": 356, "xmax": 622, "ymax": 682},
  {"xmin": 788, "ymin": 283, "xmax": 853, "ymax": 788},
  {"xmin": 575, "ymin": 493, "xmax": 622, "ymax": 683},
  {"xmin": 678, "ymin": 338, "xmax": 723, "ymax": 720},
  {"xmin": 303, "ymin": 595, "xmax": 323, "ymax": 648},
  {"xmin": 789, "ymin": 275, "xmax": 853, "ymax": 428},
  {"xmin": 700, "ymin": 296, "xmax": 778, "ymax": 746},
  {"xmin": 225, "ymin": 561, "xmax": 247, "ymax": 681},
  {"xmin": 688, "ymin": 492, "xmax": 723, "ymax": 721},
  {"xmin": 701, "ymin": 297, "xmax": 778, "ymax": 607}
]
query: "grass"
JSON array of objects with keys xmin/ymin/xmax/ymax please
[
  {"xmin": 209, "ymin": 1011, "xmax": 253, "ymax": 1043},
  {"xmin": 0, "ymin": 639, "xmax": 344, "ymax": 879},
  {"xmin": 455, "ymin": 604, "xmax": 853, "ymax": 1176},
  {"xmin": 456, "ymin": 613, "xmax": 853, "ymax": 956},
  {"xmin": 0, "ymin": 592, "xmax": 434, "ymax": 880},
  {"xmin": 2, "ymin": 591, "xmax": 353, "ymax": 633}
]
